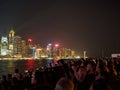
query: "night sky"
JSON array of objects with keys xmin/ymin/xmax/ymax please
[{"xmin": 0, "ymin": 0, "xmax": 120, "ymax": 57}]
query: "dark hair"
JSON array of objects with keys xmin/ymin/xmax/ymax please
[
  {"xmin": 15, "ymin": 68, "xmax": 19, "ymax": 73},
  {"xmin": 29, "ymin": 85, "xmax": 53, "ymax": 90},
  {"xmin": 92, "ymin": 79, "xmax": 108, "ymax": 90},
  {"xmin": 55, "ymin": 77, "xmax": 74, "ymax": 90}
]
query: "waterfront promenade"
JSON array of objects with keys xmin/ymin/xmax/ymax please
[{"xmin": 0, "ymin": 58, "xmax": 120, "ymax": 90}]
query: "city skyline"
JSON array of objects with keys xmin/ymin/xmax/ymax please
[
  {"xmin": 0, "ymin": 29, "xmax": 77, "ymax": 59},
  {"xmin": 0, "ymin": 0, "xmax": 120, "ymax": 57}
]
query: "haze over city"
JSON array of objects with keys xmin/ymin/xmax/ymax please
[{"xmin": 0, "ymin": 0, "xmax": 120, "ymax": 57}]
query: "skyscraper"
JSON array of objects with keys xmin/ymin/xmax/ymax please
[
  {"xmin": 21, "ymin": 40, "xmax": 27, "ymax": 57},
  {"xmin": 8, "ymin": 29, "xmax": 15, "ymax": 56},
  {"xmin": 13, "ymin": 36, "xmax": 22, "ymax": 57},
  {"xmin": 9, "ymin": 29, "xmax": 15, "ymax": 44},
  {"xmin": 1, "ymin": 36, "xmax": 8, "ymax": 55},
  {"xmin": 46, "ymin": 44, "xmax": 53, "ymax": 57}
]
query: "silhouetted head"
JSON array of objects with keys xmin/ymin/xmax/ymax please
[
  {"xmin": 15, "ymin": 68, "xmax": 19, "ymax": 73},
  {"xmin": 55, "ymin": 77, "xmax": 74, "ymax": 90},
  {"xmin": 90, "ymin": 79, "xmax": 109, "ymax": 90}
]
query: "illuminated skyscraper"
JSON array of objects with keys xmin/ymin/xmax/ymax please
[
  {"xmin": 0, "ymin": 43, "xmax": 1, "ymax": 54},
  {"xmin": 60, "ymin": 48, "xmax": 66, "ymax": 58},
  {"xmin": 28, "ymin": 38, "xmax": 33, "ymax": 49},
  {"xmin": 9, "ymin": 29, "xmax": 15, "ymax": 44},
  {"xmin": 65, "ymin": 48, "xmax": 72, "ymax": 58},
  {"xmin": 13, "ymin": 36, "xmax": 22, "ymax": 57},
  {"xmin": 71, "ymin": 50, "xmax": 75, "ymax": 57},
  {"xmin": 8, "ymin": 29, "xmax": 15, "ymax": 55},
  {"xmin": 53, "ymin": 44, "xmax": 60, "ymax": 57},
  {"xmin": 46, "ymin": 44, "xmax": 53, "ymax": 57},
  {"xmin": 21, "ymin": 40, "xmax": 27, "ymax": 57},
  {"xmin": 26, "ymin": 38, "xmax": 34, "ymax": 57},
  {"xmin": 1, "ymin": 36, "xmax": 8, "ymax": 55}
]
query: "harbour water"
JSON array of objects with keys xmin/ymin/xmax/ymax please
[{"xmin": 0, "ymin": 59, "xmax": 53, "ymax": 77}]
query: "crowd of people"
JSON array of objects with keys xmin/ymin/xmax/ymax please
[{"xmin": 0, "ymin": 58, "xmax": 120, "ymax": 90}]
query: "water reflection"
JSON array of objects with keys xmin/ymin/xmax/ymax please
[
  {"xmin": 26, "ymin": 60, "xmax": 35, "ymax": 71},
  {"xmin": 0, "ymin": 60, "xmax": 45, "ymax": 77},
  {"xmin": 8, "ymin": 60, "xmax": 14, "ymax": 74}
]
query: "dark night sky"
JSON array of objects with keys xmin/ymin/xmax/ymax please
[{"xmin": 0, "ymin": 0, "xmax": 120, "ymax": 57}]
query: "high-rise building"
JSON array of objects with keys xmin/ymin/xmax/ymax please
[
  {"xmin": 0, "ymin": 42, "xmax": 1, "ymax": 54},
  {"xmin": 60, "ymin": 48, "xmax": 66, "ymax": 58},
  {"xmin": 1, "ymin": 36, "xmax": 8, "ymax": 55},
  {"xmin": 8, "ymin": 29, "xmax": 15, "ymax": 56},
  {"xmin": 13, "ymin": 36, "xmax": 22, "ymax": 57},
  {"xmin": 53, "ymin": 44, "xmax": 60, "ymax": 58},
  {"xmin": 21, "ymin": 40, "xmax": 27, "ymax": 57},
  {"xmin": 46, "ymin": 44, "xmax": 53, "ymax": 57},
  {"xmin": 65, "ymin": 48, "xmax": 72, "ymax": 58},
  {"xmin": 71, "ymin": 50, "xmax": 75, "ymax": 57},
  {"xmin": 9, "ymin": 29, "xmax": 15, "ymax": 44}
]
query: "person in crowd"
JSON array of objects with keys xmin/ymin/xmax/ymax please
[
  {"xmin": 1, "ymin": 75, "xmax": 8, "ymax": 90},
  {"xmin": 95, "ymin": 61, "xmax": 109, "ymax": 81},
  {"xmin": 29, "ymin": 84, "xmax": 54, "ymax": 90},
  {"xmin": 74, "ymin": 66, "xmax": 87, "ymax": 83},
  {"xmin": 55, "ymin": 77, "xmax": 74, "ymax": 90},
  {"xmin": 6, "ymin": 74, "xmax": 12, "ymax": 90},
  {"xmin": 31, "ymin": 69, "xmax": 44, "ymax": 85},
  {"xmin": 12, "ymin": 68, "xmax": 20, "ymax": 80},
  {"xmin": 89, "ymin": 60, "xmax": 112, "ymax": 90},
  {"xmin": 84, "ymin": 61, "xmax": 96, "ymax": 90},
  {"xmin": 115, "ymin": 60, "xmax": 120, "ymax": 76},
  {"xmin": 89, "ymin": 78, "xmax": 112, "ymax": 90},
  {"xmin": 73, "ymin": 66, "xmax": 87, "ymax": 90}
]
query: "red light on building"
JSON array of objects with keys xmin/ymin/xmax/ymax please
[
  {"xmin": 28, "ymin": 38, "xmax": 32, "ymax": 43},
  {"xmin": 55, "ymin": 44, "xmax": 59, "ymax": 47},
  {"xmin": 28, "ymin": 38, "xmax": 32, "ymax": 42}
]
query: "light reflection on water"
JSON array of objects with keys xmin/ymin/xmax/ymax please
[
  {"xmin": 0, "ymin": 59, "xmax": 53, "ymax": 77},
  {"xmin": 26, "ymin": 60, "xmax": 35, "ymax": 71}
]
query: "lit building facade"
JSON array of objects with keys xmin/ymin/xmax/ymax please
[
  {"xmin": 46, "ymin": 44, "xmax": 53, "ymax": 57},
  {"xmin": 1, "ymin": 36, "xmax": 9, "ymax": 55},
  {"xmin": 13, "ymin": 36, "xmax": 22, "ymax": 57},
  {"xmin": 8, "ymin": 29, "xmax": 15, "ymax": 56},
  {"xmin": 59, "ymin": 48, "xmax": 66, "ymax": 58},
  {"xmin": 65, "ymin": 48, "xmax": 72, "ymax": 58},
  {"xmin": 21, "ymin": 40, "xmax": 27, "ymax": 57}
]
